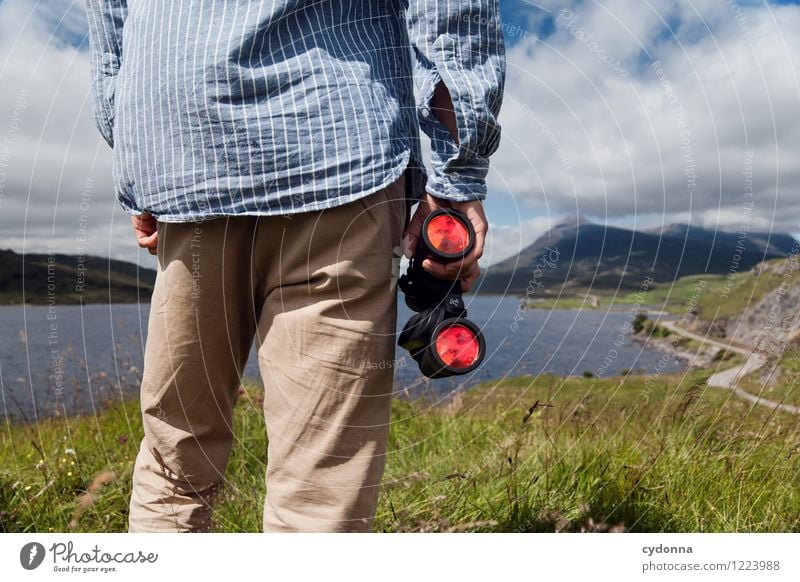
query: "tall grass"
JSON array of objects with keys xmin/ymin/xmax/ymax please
[{"xmin": 2, "ymin": 369, "xmax": 799, "ymax": 533}]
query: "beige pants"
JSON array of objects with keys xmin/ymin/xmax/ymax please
[{"xmin": 128, "ymin": 173, "xmax": 408, "ymax": 532}]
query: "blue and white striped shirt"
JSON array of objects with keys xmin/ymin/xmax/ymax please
[{"xmin": 86, "ymin": 0, "xmax": 505, "ymax": 222}]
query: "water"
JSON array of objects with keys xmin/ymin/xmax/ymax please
[{"xmin": 0, "ymin": 296, "xmax": 683, "ymax": 421}]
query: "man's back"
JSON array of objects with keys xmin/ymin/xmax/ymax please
[{"xmin": 86, "ymin": 0, "xmax": 504, "ymax": 221}]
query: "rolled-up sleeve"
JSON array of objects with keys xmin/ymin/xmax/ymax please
[
  {"xmin": 85, "ymin": 0, "xmax": 127, "ymax": 148},
  {"xmin": 406, "ymin": 0, "xmax": 506, "ymax": 202}
]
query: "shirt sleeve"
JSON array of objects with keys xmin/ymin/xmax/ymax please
[
  {"xmin": 85, "ymin": 0, "xmax": 127, "ymax": 148},
  {"xmin": 405, "ymin": 0, "xmax": 506, "ymax": 202}
]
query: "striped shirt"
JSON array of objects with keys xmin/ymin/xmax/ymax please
[{"xmin": 86, "ymin": 0, "xmax": 505, "ymax": 222}]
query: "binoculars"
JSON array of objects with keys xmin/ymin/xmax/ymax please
[{"xmin": 398, "ymin": 208, "xmax": 486, "ymax": 378}]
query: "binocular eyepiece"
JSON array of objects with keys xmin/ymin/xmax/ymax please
[{"xmin": 398, "ymin": 208, "xmax": 486, "ymax": 378}]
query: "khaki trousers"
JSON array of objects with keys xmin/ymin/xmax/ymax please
[{"xmin": 128, "ymin": 173, "xmax": 408, "ymax": 532}]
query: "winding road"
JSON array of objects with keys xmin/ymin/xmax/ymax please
[{"xmin": 659, "ymin": 320, "xmax": 800, "ymax": 416}]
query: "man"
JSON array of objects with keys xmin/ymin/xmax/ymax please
[{"xmin": 86, "ymin": 0, "xmax": 505, "ymax": 532}]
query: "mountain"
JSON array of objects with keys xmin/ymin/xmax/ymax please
[
  {"xmin": 477, "ymin": 219, "xmax": 797, "ymax": 295},
  {"xmin": 644, "ymin": 223, "xmax": 797, "ymax": 257},
  {"xmin": 0, "ymin": 249, "xmax": 156, "ymax": 305}
]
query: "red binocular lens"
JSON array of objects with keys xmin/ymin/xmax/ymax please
[
  {"xmin": 420, "ymin": 210, "xmax": 475, "ymax": 262},
  {"xmin": 427, "ymin": 319, "xmax": 484, "ymax": 376}
]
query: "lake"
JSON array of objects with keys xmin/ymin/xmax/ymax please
[{"xmin": 0, "ymin": 296, "xmax": 683, "ymax": 421}]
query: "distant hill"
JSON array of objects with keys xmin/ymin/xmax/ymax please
[
  {"xmin": 477, "ymin": 218, "xmax": 798, "ymax": 294},
  {"xmin": 0, "ymin": 249, "xmax": 155, "ymax": 304},
  {"xmin": 643, "ymin": 223, "xmax": 797, "ymax": 257}
]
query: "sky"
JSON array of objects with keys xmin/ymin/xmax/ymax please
[{"xmin": 0, "ymin": 0, "xmax": 799, "ymax": 268}]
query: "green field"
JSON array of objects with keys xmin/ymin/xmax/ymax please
[
  {"xmin": 3, "ymin": 366, "xmax": 799, "ymax": 533},
  {"xmin": 618, "ymin": 260, "xmax": 789, "ymax": 319},
  {"xmin": 518, "ymin": 259, "xmax": 790, "ymax": 318}
]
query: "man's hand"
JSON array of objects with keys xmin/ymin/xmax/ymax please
[
  {"xmin": 131, "ymin": 212, "xmax": 158, "ymax": 255},
  {"xmin": 402, "ymin": 81, "xmax": 488, "ymax": 292},
  {"xmin": 402, "ymin": 193, "xmax": 487, "ymax": 293}
]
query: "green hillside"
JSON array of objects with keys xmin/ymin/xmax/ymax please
[
  {"xmin": 0, "ymin": 249, "xmax": 156, "ymax": 305},
  {"xmin": 619, "ymin": 258, "xmax": 789, "ymax": 319},
  {"xmin": 522, "ymin": 257, "xmax": 792, "ymax": 318}
]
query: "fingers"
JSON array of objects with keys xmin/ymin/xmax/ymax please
[
  {"xmin": 136, "ymin": 231, "xmax": 158, "ymax": 253},
  {"xmin": 449, "ymin": 199, "xmax": 487, "ymax": 261},
  {"xmin": 403, "ymin": 195, "xmax": 488, "ymax": 292},
  {"xmin": 402, "ymin": 210, "xmax": 424, "ymax": 259},
  {"xmin": 436, "ymin": 254, "xmax": 479, "ymax": 293},
  {"xmin": 455, "ymin": 227, "xmax": 486, "ymax": 292},
  {"xmin": 472, "ymin": 223, "xmax": 486, "ymax": 261},
  {"xmin": 136, "ymin": 232, "xmax": 157, "ymax": 245},
  {"xmin": 132, "ymin": 212, "xmax": 158, "ymax": 254},
  {"xmin": 421, "ymin": 255, "xmax": 479, "ymax": 282},
  {"xmin": 402, "ymin": 207, "xmax": 424, "ymax": 259},
  {"xmin": 420, "ymin": 238, "xmax": 483, "ymax": 276},
  {"xmin": 411, "ymin": 196, "xmax": 487, "ymax": 290}
]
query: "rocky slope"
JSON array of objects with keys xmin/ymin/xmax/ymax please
[
  {"xmin": 680, "ymin": 252, "xmax": 800, "ymax": 359},
  {"xmin": 722, "ymin": 254, "xmax": 800, "ymax": 357}
]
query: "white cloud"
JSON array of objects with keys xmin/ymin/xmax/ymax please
[
  {"xmin": 486, "ymin": 0, "xmax": 800, "ymax": 261},
  {"xmin": 0, "ymin": 0, "xmax": 147, "ymax": 265},
  {"xmin": 484, "ymin": 216, "xmax": 552, "ymax": 266}
]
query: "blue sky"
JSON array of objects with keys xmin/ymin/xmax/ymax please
[{"xmin": 1, "ymin": 0, "xmax": 799, "ymax": 266}]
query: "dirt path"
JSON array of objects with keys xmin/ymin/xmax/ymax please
[{"xmin": 659, "ymin": 321, "xmax": 800, "ymax": 416}]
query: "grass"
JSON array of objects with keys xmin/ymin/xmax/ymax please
[
  {"xmin": 619, "ymin": 274, "xmax": 724, "ymax": 315},
  {"xmin": 618, "ymin": 260, "xmax": 789, "ymax": 319},
  {"xmin": 2, "ymin": 366, "xmax": 799, "ymax": 533}
]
